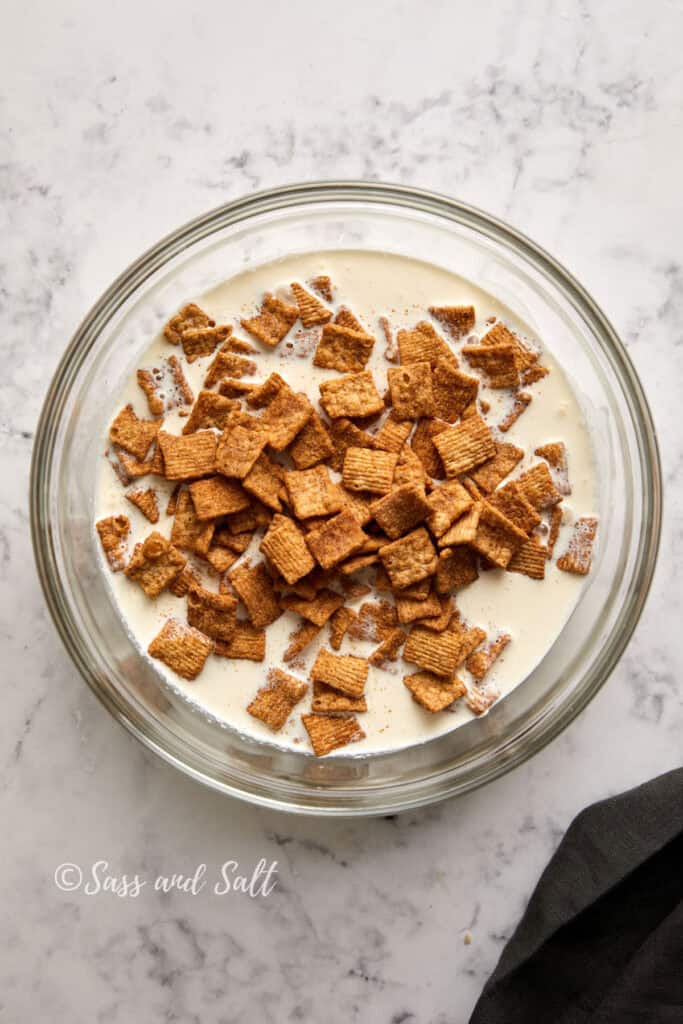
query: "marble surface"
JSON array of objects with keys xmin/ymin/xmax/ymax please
[{"xmin": 2, "ymin": 1, "xmax": 681, "ymax": 1020}]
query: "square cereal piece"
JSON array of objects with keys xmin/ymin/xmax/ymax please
[
  {"xmin": 215, "ymin": 415, "xmax": 266, "ymax": 480},
  {"xmin": 462, "ymin": 343, "xmax": 520, "ymax": 388},
  {"xmin": 448, "ymin": 619, "xmax": 487, "ymax": 659},
  {"xmin": 306, "ymin": 509, "xmax": 367, "ymax": 570},
  {"xmin": 319, "ymin": 371, "xmax": 384, "ymax": 420},
  {"xmin": 428, "ymin": 305, "xmax": 475, "ymax": 341},
  {"xmin": 241, "ymin": 293, "xmax": 298, "ymax": 348},
  {"xmin": 433, "ymin": 415, "xmax": 496, "ymax": 479},
  {"xmin": 158, "ymin": 430, "xmax": 217, "ymax": 481},
  {"xmin": 421, "ymin": 595, "xmax": 456, "ymax": 632},
  {"xmin": 187, "ymin": 585, "xmax": 238, "ymax": 641},
  {"xmin": 259, "ymin": 388, "xmax": 313, "ymax": 451},
  {"xmin": 312, "ymin": 680, "xmax": 367, "ymax": 713},
  {"xmin": 228, "ymin": 560, "xmax": 282, "ymax": 628},
  {"xmin": 182, "ymin": 390, "xmax": 237, "ymax": 435},
  {"xmin": 126, "ymin": 487, "xmax": 159, "ymax": 524},
  {"xmin": 284, "ymin": 465, "xmax": 343, "ymax": 520},
  {"xmin": 342, "ymin": 447, "xmax": 398, "ymax": 494},
  {"xmin": 313, "ymin": 322, "xmax": 374, "ymax": 373},
  {"xmin": 283, "ymin": 620, "xmax": 322, "ymax": 663},
  {"xmin": 171, "ymin": 490, "xmax": 215, "ymax": 555},
  {"xmin": 395, "ymin": 589, "xmax": 442, "ymax": 625},
  {"xmin": 534, "ymin": 441, "xmax": 567, "ymax": 474},
  {"xmin": 109, "ymin": 405, "xmax": 161, "ymax": 461},
  {"xmin": 148, "ymin": 618, "xmax": 213, "ymax": 680},
  {"xmin": 368, "ymin": 628, "xmax": 406, "ymax": 667},
  {"xmin": 372, "ymin": 413, "xmax": 412, "ymax": 453},
  {"xmin": 431, "ymin": 359, "xmax": 479, "ymax": 423},
  {"xmin": 438, "ymin": 504, "xmax": 481, "ymax": 547},
  {"xmin": 516, "ymin": 462, "xmax": 563, "ymax": 510},
  {"xmin": 302, "ymin": 713, "xmax": 365, "ymax": 756},
  {"xmin": 334, "ymin": 306, "xmax": 364, "ymax": 331},
  {"xmin": 425, "ymin": 480, "xmax": 473, "ymax": 537},
  {"xmin": 397, "ymin": 321, "xmax": 455, "ymax": 367},
  {"xmin": 489, "ymin": 482, "xmax": 541, "ymax": 534},
  {"xmin": 125, "ymin": 532, "xmax": 186, "ymax": 597},
  {"xmin": 96, "ymin": 515, "xmax": 130, "ymax": 571},
  {"xmin": 311, "ymin": 648, "xmax": 368, "ymax": 698},
  {"xmin": 387, "ymin": 361, "xmax": 436, "ymax": 420},
  {"xmin": 480, "ymin": 322, "xmax": 538, "ymax": 371},
  {"xmin": 168, "ymin": 562, "xmax": 201, "ymax": 598},
  {"xmin": 472, "ymin": 502, "xmax": 527, "ymax": 569},
  {"xmin": 260, "ymin": 514, "xmax": 316, "ymax": 584},
  {"xmin": 204, "ymin": 545, "xmax": 239, "ymax": 574},
  {"xmin": 248, "ymin": 668, "xmax": 308, "ymax": 731},
  {"xmin": 411, "ymin": 418, "xmax": 449, "ymax": 478},
  {"xmin": 379, "ymin": 528, "xmax": 438, "ymax": 589},
  {"xmin": 290, "ymin": 282, "xmax": 332, "ymax": 327},
  {"xmin": 164, "ymin": 303, "xmax": 212, "ymax": 346},
  {"xmin": 393, "ymin": 444, "xmax": 429, "ymax": 492},
  {"xmin": 181, "ymin": 323, "xmax": 231, "ymax": 363},
  {"xmin": 204, "ymin": 348, "xmax": 256, "ymax": 388},
  {"xmin": 310, "ymin": 275, "xmax": 333, "ymax": 302},
  {"xmin": 338, "ymin": 487, "xmax": 374, "ymax": 527},
  {"xmin": 246, "ymin": 372, "xmax": 287, "ymax": 409},
  {"xmin": 189, "ymin": 476, "xmax": 250, "ymax": 520},
  {"xmin": 214, "ymin": 622, "xmax": 266, "ymax": 661},
  {"xmin": 289, "ymin": 411, "xmax": 335, "ymax": 469},
  {"xmin": 370, "ymin": 483, "xmax": 430, "ymax": 539},
  {"xmin": 435, "ymin": 547, "xmax": 479, "ymax": 592},
  {"xmin": 404, "ymin": 671, "xmax": 467, "ymax": 712},
  {"xmin": 471, "ymin": 443, "xmax": 524, "ymax": 494},
  {"xmin": 403, "ymin": 627, "xmax": 462, "ymax": 678},
  {"xmin": 499, "ymin": 391, "xmax": 532, "ymax": 433},
  {"xmin": 557, "ymin": 517, "xmax": 598, "ymax": 576},
  {"xmin": 243, "ymin": 452, "xmax": 285, "ymax": 512},
  {"xmin": 508, "ymin": 537, "xmax": 547, "ymax": 579},
  {"xmin": 280, "ymin": 588, "xmax": 344, "ymax": 627},
  {"xmin": 466, "ymin": 634, "xmax": 511, "ymax": 681},
  {"xmin": 328, "ymin": 606, "xmax": 358, "ymax": 650},
  {"xmin": 328, "ymin": 417, "xmax": 374, "ymax": 471}
]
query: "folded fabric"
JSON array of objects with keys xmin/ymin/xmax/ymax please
[{"xmin": 470, "ymin": 767, "xmax": 683, "ymax": 1023}]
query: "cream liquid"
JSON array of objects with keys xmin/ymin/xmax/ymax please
[{"xmin": 96, "ymin": 250, "xmax": 596, "ymax": 755}]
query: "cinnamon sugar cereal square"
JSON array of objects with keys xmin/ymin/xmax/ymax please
[
  {"xmin": 214, "ymin": 622, "xmax": 266, "ymax": 661},
  {"xmin": 334, "ymin": 307, "xmax": 365, "ymax": 332},
  {"xmin": 387, "ymin": 362, "xmax": 436, "ymax": 420},
  {"xmin": 489, "ymin": 482, "xmax": 541, "ymax": 534},
  {"xmin": 289, "ymin": 411, "xmax": 335, "ymax": 469},
  {"xmin": 259, "ymin": 388, "xmax": 312, "ymax": 451},
  {"xmin": 432, "ymin": 359, "xmax": 479, "ymax": 422},
  {"xmin": 421, "ymin": 595, "xmax": 456, "ymax": 632},
  {"xmin": 116, "ymin": 444, "xmax": 165, "ymax": 481},
  {"xmin": 557, "ymin": 517, "xmax": 598, "ymax": 575},
  {"xmin": 310, "ymin": 275, "xmax": 333, "ymax": 302},
  {"xmin": 338, "ymin": 487, "xmax": 374, "ymax": 527},
  {"xmin": 397, "ymin": 321, "xmax": 455, "ymax": 367},
  {"xmin": 218, "ymin": 379, "xmax": 257, "ymax": 400},
  {"xmin": 429, "ymin": 305, "xmax": 475, "ymax": 341},
  {"xmin": 96, "ymin": 515, "xmax": 130, "ymax": 571},
  {"xmin": 466, "ymin": 634, "xmax": 511, "ymax": 681},
  {"xmin": 425, "ymin": 480, "xmax": 473, "ymax": 537},
  {"xmin": 395, "ymin": 589, "xmax": 442, "ymax": 625},
  {"xmin": 158, "ymin": 430, "xmax": 217, "ymax": 481},
  {"xmin": 438, "ymin": 504, "xmax": 481, "ymax": 547},
  {"xmin": 328, "ymin": 606, "xmax": 358, "ymax": 650},
  {"xmin": 181, "ymin": 323, "xmax": 231, "ymax": 363},
  {"xmin": 370, "ymin": 483, "xmax": 430, "ymax": 539},
  {"xmin": 522, "ymin": 364, "xmax": 550, "ymax": 386},
  {"xmin": 171, "ymin": 490, "xmax": 215, "ymax": 555},
  {"xmin": 125, "ymin": 488, "xmax": 159, "ymax": 524},
  {"xmin": 306, "ymin": 509, "xmax": 367, "ymax": 570},
  {"xmin": 215, "ymin": 416, "xmax": 266, "ymax": 480},
  {"xmin": 462, "ymin": 343, "xmax": 520, "ymax": 388},
  {"xmin": 168, "ymin": 562, "xmax": 201, "ymax": 598},
  {"xmin": 337, "ymin": 552, "xmax": 378, "ymax": 575},
  {"xmin": 241, "ymin": 293, "xmax": 298, "ymax": 348},
  {"xmin": 311, "ymin": 648, "xmax": 368, "ymax": 698},
  {"xmin": 516, "ymin": 462, "xmax": 563, "ymax": 510},
  {"xmin": 404, "ymin": 671, "xmax": 466, "ymax": 712},
  {"xmin": 472, "ymin": 502, "xmax": 527, "ymax": 569},
  {"xmin": 246, "ymin": 372, "xmax": 287, "ymax": 409},
  {"xmin": 302, "ymin": 713, "xmax": 365, "ymax": 756},
  {"xmin": 283, "ymin": 620, "xmax": 322, "ymax": 663},
  {"xmin": 248, "ymin": 668, "xmax": 308, "ymax": 731},
  {"xmin": 393, "ymin": 443, "xmax": 429, "ymax": 492},
  {"xmin": 379, "ymin": 528, "xmax": 438, "ymax": 589},
  {"xmin": 203, "ymin": 544, "xmax": 239, "ymax": 574},
  {"xmin": 313, "ymin": 323, "xmax": 375, "ymax": 373},
  {"xmin": 328, "ymin": 417, "xmax": 374, "ymax": 471},
  {"xmin": 507, "ymin": 537, "xmax": 547, "ymax": 579},
  {"xmin": 342, "ymin": 447, "xmax": 398, "ymax": 494},
  {"xmin": 204, "ymin": 349, "xmax": 257, "ymax": 388},
  {"xmin": 125, "ymin": 532, "xmax": 186, "ymax": 597},
  {"xmin": 164, "ymin": 303, "xmax": 213, "ymax": 346},
  {"xmin": 290, "ymin": 282, "xmax": 332, "ymax": 327},
  {"xmin": 187, "ymin": 585, "xmax": 238, "ymax": 642},
  {"xmin": 284, "ymin": 465, "xmax": 343, "ymax": 520},
  {"xmin": 471, "ymin": 443, "xmax": 524, "ymax": 494},
  {"xmin": 411, "ymin": 418, "xmax": 449, "ymax": 478},
  {"xmin": 481, "ymin": 322, "xmax": 538, "ymax": 371},
  {"xmin": 319, "ymin": 371, "xmax": 384, "ymax": 420},
  {"xmin": 433, "ymin": 415, "xmax": 496, "ymax": 479},
  {"xmin": 372, "ymin": 413, "xmax": 412, "ymax": 454},
  {"xmin": 109, "ymin": 405, "xmax": 161, "ymax": 461},
  {"xmin": 243, "ymin": 452, "xmax": 285, "ymax": 512},
  {"xmin": 280, "ymin": 588, "xmax": 345, "ymax": 627},
  {"xmin": 403, "ymin": 627, "xmax": 462, "ymax": 678},
  {"xmin": 260, "ymin": 514, "xmax": 316, "ymax": 584},
  {"xmin": 312, "ymin": 680, "xmax": 367, "ymax": 713},
  {"xmin": 148, "ymin": 618, "xmax": 213, "ymax": 680},
  {"xmin": 189, "ymin": 476, "xmax": 250, "ymax": 520},
  {"xmin": 228, "ymin": 560, "xmax": 282, "ymax": 627},
  {"xmin": 182, "ymin": 390, "xmax": 237, "ymax": 435},
  {"xmin": 435, "ymin": 547, "xmax": 479, "ymax": 592}
]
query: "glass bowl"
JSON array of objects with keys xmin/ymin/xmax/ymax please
[{"xmin": 30, "ymin": 182, "xmax": 661, "ymax": 815}]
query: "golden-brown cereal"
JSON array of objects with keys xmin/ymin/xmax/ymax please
[
  {"xmin": 228, "ymin": 560, "xmax": 282, "ymax": 627},
  {"xmin": 171, "ymin": 490, "xmax": 215, "ymax": 555},
  {"xmin": 471, "ymin": 502, "xmax": 527, "ymax": 569},
  {"xmin": 280, "ymin": 588, "xmax": 345, "ymax": 626},
  {"xmin": 290, "ymin": 282, "xmax": 333, "ymax": 327},
  {"xmin": 310, "ymin": 275, "xmax": 333, "ymax": 302},
  {"xmin": 116, "ymin": 443, "xmax": 165, "ymax": 482},
  {"xmin": 319, "ymin": 373, "xmax": 383, "ymax": 423},
  {"xmin": 109, "ymin": 405, "xmax": 161, "ymax": 461},
  {"xmin": 342, "ymin": 447, "xmax": 398, "ymax": 494},
  {"xmin": 466, "ymin": 633, "xmax": 511, "ymax": 681},
  {"xmin": 546, "ymin": 505, "xmax": 563, "ymax": 560},
  {"xmin": 379, "ymin": 528, "xmax": 438, "ymax": 589},
  {"xmin": 522, "ymin": 364, "xmax": 550, "ymax": 386},
  {"xmin": 338, "ymin": 487, "xmax": 374, "ymax": 527},
  {"xmin": 181, "ymin": 323, "xmax": 231, "ymax": 363},
  {"xmin": 137, "ymin": 368, "xmax": 166, "ymax": 417},
  {"xmin": 204, "ymin": 545, "xmax": 239, "ymax": 575},
  {"xmin": 410, "ymin": 418, "xmax": 447, "ymax": 478},
  {"xmin": 462, "ymin": 343, "xmax": 520, "ymax": 388},
  {"xmin": 248, "ymin": 668, "xmax": 308, "ymax": 731},
  {"xmin": 471, "ymin": 442, "xmax": 524, "ymax": 494},
  {"xmin": 260, "ymin": 514, "xmax": 316, "ymax": 584},
  {"xmin": 283, "ymin": 620, "xmax": 322, "ymax": 663},
  {"xmin": 246, "ymin": 372, "xmax": 287, "ymax": 409},
  {"xmin": 557, "ymin": 517, "xmax": 598, "ymax": 576},
  {"xmin": 370, "ymin": 483, "xmax": 430, "ymax": 539},
  {"xmin": 305, "ymin": 509, "xmax": 367, "ymax": 570},
  {"xmin": 241, "ymin": 293, "xmax": 298, "ymax": 348},
  {"xmin": 507, "ymin": 537, "xmax": 547, "ymax": 579},
  {"xmin": 312, "ymin": 680, "xmax": 367, "ymax": 713},
  {"xmin": 242, "ymin": 452, "xmax": 285, "ymax": 512},
  {"xmin": 328, "ymin": 606, "xmax": 358, "ymax": 650},
  {"xmin": 125, "ymin": 532, "xmax": 186, "ymax": 597},
  {"xmin": 438, "ymin": 504, "xmax": 481, "ymax": 547},
  {"xmin": 164, "ymin": 303, "xmax": 212, "ymax": 346},
  {"xmin": 189, "ymin": 476, "xmax": 250, "ymax": 520},
  {"xmin": 148, "ymin": 618, "xmax": 214, "ymax": 680},
  {"xmin": 368, "ymin": 628, "xmax": 406, "ymax": 666},
  {"xmin": 428, "ymin": 305, "xmax": 475, "ymax": 341},
  {"xmin": 403, "ymin": 627, "xmax": 462, "ymax": 678},
  {"xmin": 158, "ymin": 430, "xmax": 217, "ymax": 481},
  {"xmin": 284, "ymin": 465, "xmax": 343, "ymax": 520},
  {"xmin": 498, "ymin": 391, "xmax": 532, "ymax": 432},
  {"xmin": 432, "ymin": 359, "xmax": 479, "ymax": 422},
  {"xmin": 404, "ymin": 670, "xmax": 467, "ymax": 712},
  {"xmin": 516, "ymin": 462, "xmax": 563, "ymax": 510},
  {"xmin": 387, "ymin": 362, "xmax": 436, "ymax": 420},
  {"xmin": 301, "ymin": 713, "xmax": 365, "ymax": 756},
  {"xmin": 214, "ymin": 622, "xmax": 266, "ymax": 661},
  {"xmin": 310, "ymin": 648, "xmax": 368, "ymax": 698},
  {"xmin": 488, "ymin": 482, "xmax": 542, "ymax": 534},
  {"xmin": 433, "ymin": 415, "xmax": 496, "ymax": 479},
  {"xmin": 125, "ymin": 487, "xmax": 159, "ymax": 524},
  {"xmin": 372, "ymin": 413, "xmax": 412, "ymax": 453},
  {"xmin": 289, "ymin": 411, "xmax": 335, "ymax": 469},
  {"xmin": 435, "ymin": 547, "xmax": 479, "ymax": 592},
  {"xmin": 334, "ymin": 306, "xmax": 365, "ymax": 332},
  {"xmin": 96, "ymin": 515, "xmax": 130, "ymax": 571},
  {"xmin": 259, "ymin": 387, "xmax": 313, "ymax": 451},
  {"xmin": 215, "ymin": 417, "xmax": 266, "ymax": 480},
  {"xmin": 421, "ymin": 595, "xmax": 456, "ymax": 632},
  {"xmin": 313, "ymin": 323, "xmax": 375, "ymax": 373},
  {"xmin": 393, "ymin": 443, "xmax": 429, "ymax": 492},
  {"xmin": 186, "ymin": 585, "xmax": 238, "ymax": 641},
  {"xmin": 397, "ymin": 321, "xmax": 455, "ymax": 367},
  {"xmin": 182, "ymin": 390, "xmax": 237, "ymax": 435},
  {"xmin": 219, "ymin": 379, "xmax": 257, "ymax": 400},
  {"xmin": 328, "ymin": 417, "xmax": 374, "ymax": 471},
  {"xmin": 395, "ymin": 588, "xmax": 442, "ymax": 625},
  {"xmin": 204, "ymin": 349, "xmax": 257, "ymax": 388},
  {"xmin": 425, "ymin": 480, "xmax": 473, "ymax": 537},
  {"xmin": 466, "ymin": 687, "xmax": 499, "ymax": 715},
  {"xmin": 480, "ymin": 322, "xmax": 538, "ymax": 371},
  {"xmin": 168, "ymin": 562, "xmax": 201, "ymax": 598}
]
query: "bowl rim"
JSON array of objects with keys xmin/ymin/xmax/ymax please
[{"xmin": 30, "ymin": 180, "xmax": 662, "ymax": 815}]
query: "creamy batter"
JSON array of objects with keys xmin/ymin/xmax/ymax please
[{"xmin": 95, "ymin": 250, "xmax": 597, "ymax": 755}]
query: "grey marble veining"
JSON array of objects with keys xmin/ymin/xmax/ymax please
[{"xmin": 1, "ymin": 1, "xmax": 682, "ymax": 1021}]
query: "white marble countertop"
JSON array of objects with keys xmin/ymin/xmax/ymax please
[{"xmin": 2, "ymin": 2, "xmax": 681, "ymax": 1020}]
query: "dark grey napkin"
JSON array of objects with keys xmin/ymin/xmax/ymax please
[{"xmin": 470, "ymin": 767, "xmax": 683, "ymax": 1023}]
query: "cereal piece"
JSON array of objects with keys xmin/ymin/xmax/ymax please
[
  {"xmin": 215, "ymin": 416, "xmax": 266, "ymax": 480},
  {"xmin": 204, "ymin": 348, "xmax": 257, "ymax": 388},
  {"xmin": 225, "ymin": 336, "xmax": 258, "ymax": 355},
  {"xmin": 557, "ymin": 517, "xmax": 598, "ymax": 576},
  {"xmin": 480, "ymin": 322, "xmax": 538, "ymax": 372},
  {"xmin": 435, "ymin": 547, "xmax": 479, "ymax": 592},
  {"xmin": 189, "ymin": 476, "xmax": 250, "ymax": 520},
  {"xmin": 343, "ymin": 447, "xmax": 398, "ymax": 494},
  {"xmin": 432, "ymin": 359, "xmax": 479, "ymax": 422},
  {"xmin": 181, "ymin": 323, "xmax": 231, "ymax": 363},
  {"xmin": 403, "ymin": 627, "xmax": 462, "ymax": 678},
  {"xmin": 289, "ymin": 411, "xmax": 335, "ymax": 469},
  {"xmin": 372, "ymin": 413, "xmax": 412, "ymax": 453},
  {"xmin": 397, "ymin": 321, "xmax": 455, "ymax": 367},
  {"xmin": 466, "ymin": 687, "xmax": 499, "ymax": 715},
  {"xmin": 347, "ymin": 600, "xmax": 398, "ymax": 642},
  {"xmin": 462, "ymin": 476, "xmax": 485, "ymax": 501},
  {"xmin": 214, "ymin": 527, "xmax": 254, "ymax": 554},
  {"xmin": 368, "ymin": 628, "xmax": 406, "ymax": 666},
  {"xmin": 280, "ymin": 588, "xmax": 344, "ymax": 626},
  {"xmin": 522, "ymin": 364, "xmax": 550, "ymax": 386},
  {"xmin": 306, "ymin": 509, "xmax": 367, "ymax": 570},
  {"xmin": 341, "ymin": 579, "xmax": 372, "ymax": 600},
  {"xmin": 259, "ymin": 387, "xmax": 312, "ymax": 451},
  {"xmin": 337, "ymin": 552, "xmax": 378, "ymax": 575},
  {"xmin": 450, "ymin": 623, "xmax": 487, "ymax": 664},
  {"xmin": 499, "ymin": 391, "xmax": 532, "ymax": 432},
  {"xmin": 516, "ymin": 462, "xmax": 563, "ymax": 510},
  {"xmin": 489, "ymin": 482, "xmax": 541, "ymax": 534},
  {"xmin": 471, "ymin": 443, "xmax": 524, "ymax": 494},
  {"xmin": 171, "ymin": 490, "xmax": 215, "ymax": 555},
  {"xmin": 204, "ymin": 545, "xmax": 239, "ymax": 574},
  {"xmin": 472, "ymin": 502, "xmax": 527, "ymax": 569},
  {"xmin": 109, "ymin": 405, "xmax": 161, "ymax": 461},
  {"xmin": 96, "ymin": 515, "xmax": 130, "ymax": 571},
  {"xmin": 328, "ymin": 417, "xmax": 374, "ymax": 471},
  {"xmin": 370, "ymin": 483, "xmax": 430, "ymax": 539},
  {"xmin": 434, "ymin": 415, "xmax": 496, "ymax": 479},
  {"xmin": 148, "ymin": 618, "xmax": 213, "ymax": 679},
  {"xmin": 290, "ymin": 281, "xmax": 332, "ymax": 327},
  {"xmin": 395, "ymin": 589, "xmax": 442, "ymax": 625},
  {"xmin": 421, "ymin": 595, "xmax": 456, "ymax": 632},
  {"xmin": 319, "ymin": 371, "xmax": 384, "ymax": 420},
  {"xmin": 438, "ymin": 504, "xmax": 481, "ymax": 547},
  {"xmin": 311, "ymin": 648, "xmax": 368, "ymax": 698},
  {"xmin": 507, "ymin": 537, "xmax": 547, "ymax": 579},
  {"xmin": 167, "ymin": 354, "xmax": 194, "ymax": 407},
  {"xmin": 334, "ymin": 307, "xmax": 365, "ymax": 332},
  {"xmin": 387, "ymin": 362, "xmax": 436, "ymax": 420},
  {"xmin": 260, "ymin": 514, "xmax": 316, "ymax": 584},
  {"xmin": 218, "ymin": 379, "xmax": 257, "ymax": 400},
  {"xmin": 404, "ymin": 671, "xmax": 467, "ymax": 712},
  {"xmin": 284, "ymin": 465, "xmax": 343, "ymax": 520},
  {"xmin": 310, "ymin": 275, "xmax": 333, "ymax": 302},
  {"xmin": 227, "ymin": 500, "xmax": 271, "ymax": 534},
  {"xmin": 228, "ymin": 560, "xmax": 282, "ymax": 627},
  {"xmin": 186, "ymin": 585, "xmax": 238, "ymax": 642},
  {"xmin": 116, "ymin": 444, "xmax": 165, "ymax": 481},
  {"xmin": 283, "ymin": 620, "xmax": 322, "ymax": 663},
  {"xmin": 168, "ymin": 562, "xmax": 201, "ymax": 598},
  {"xmin": 137, "ymin": 368, "xmax": 166, "ymax": 416},
  {"xmin": 467, "ymin": 634, "xmax": 511, "ymax": 681},
  {"xmin": 241, "ymin": 293, "xmax": 298, "ymax": 348},
  {"xmin": 125, "ymin": 532, "xmax": 186, "ymax": 597},
  {"xmin": 428, "ymin": 305, "xmax": 475, "ymax": 341},
  {"xmin": 328, "ymin": 606, "xmax": 358, "ymax": 650},
  {"xmin": 395, "ymin": 577, "xmax": 432, "ymax": 600},
  {"xmin": 243, "ymin": 452, "xmax": 285, "ymax": 512},
  {"xmin": 425, "ymin": 480, "xmax": 473, "ymax": 537},
  {"xmin": 313, "ymin": 323, "xmax": 374, "ymax": 373},
  {"xmin": 248, "ymin": 669, "xmax": 308, "ymax": 731},
  {"xmin": 125, "ymin": 487, "xmax": 159, "ymax": 524},
  {"xmin": 393, "ymin": 443, "xmax": 429, "ymax": 492},
  {"xmin": 338, "ymin": 487, "xmax": 374, "ymax": 527},
  {"xmin": 214, "ymin": 622, "xmax": 266, "ymax": 661},
  {"xmin": 164, "ymin": 303, "xmax": 213, "ymax": 346},
  {"xmin": 379, "ymin": 528, "xmax": 438, "ymax": 589},
  {"xmin": 546, "ymin": 505, "xmax": 563, "ymax": 560},
  {"xmin": 158, "ymin": 430, "xmax": 217, "ymax": 481},
  {"xmin": 246, "ymin": 372, "xmax": 287, "ymax": 409},
  {"xmin": 302, "ymin": 713, "xmax": 365, "ymax": 756},
  {"xmin": 312, "ymin": 680, "xmax": 367, "ymax": 713},
  {"xmin": 462, "ymin": 343, "xmax": 520, "ymax": 388},
  {"xmin": 411, "ymin": 418, "xmax": 449, "ymax": 478},
  {"xmin": 535, "ymin": 441, "xmax": 571, "ymax": 494},
  {"xmin": 182, "ymin": 390, "xmax": 237, "ymax": 435}
]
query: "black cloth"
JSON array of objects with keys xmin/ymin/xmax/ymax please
[{"xmin": 470, "ymin": 768, "xmax": 683, "ymax": 1023}]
